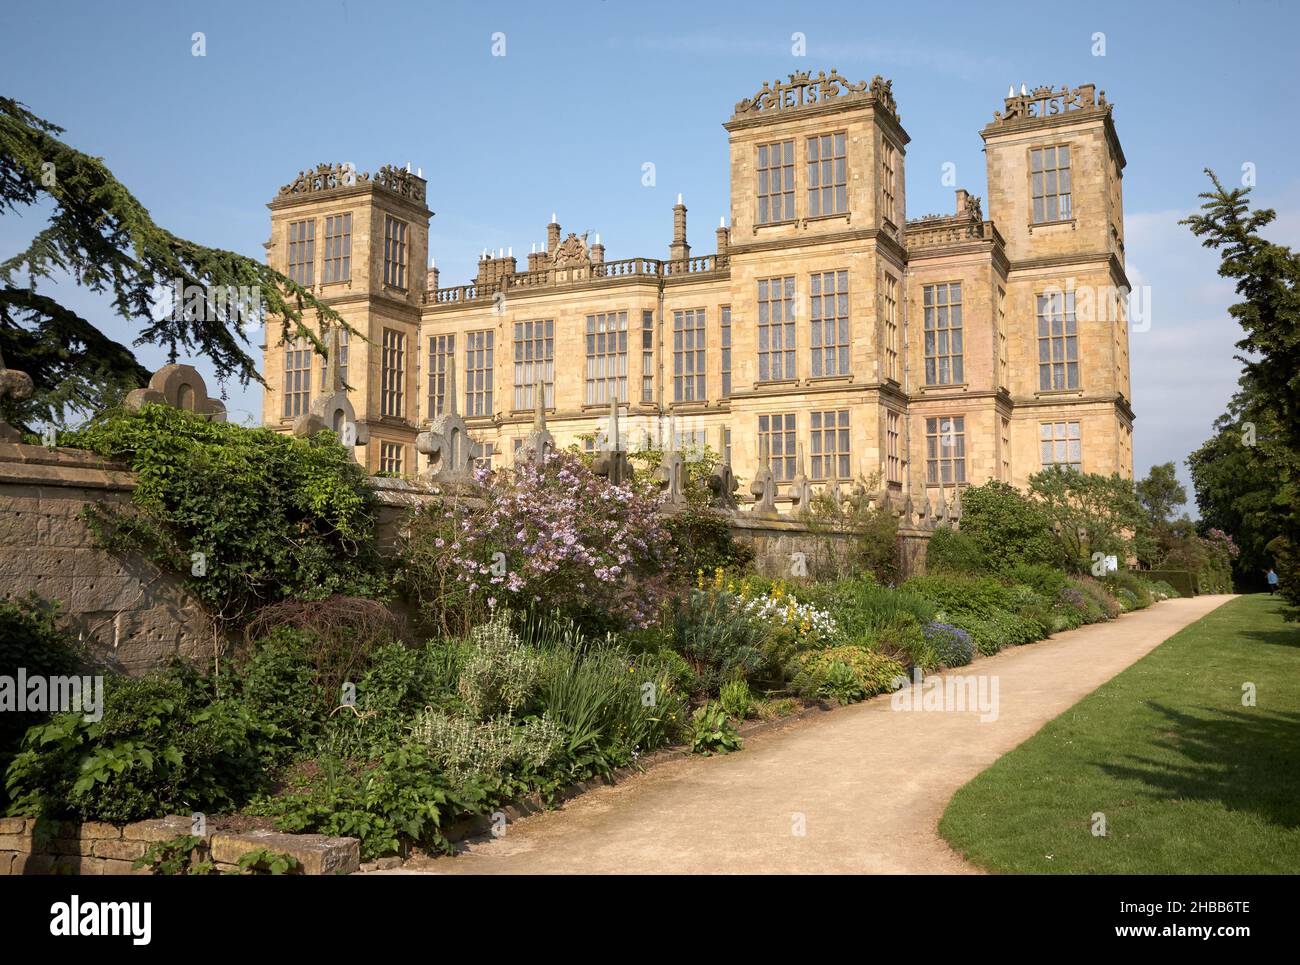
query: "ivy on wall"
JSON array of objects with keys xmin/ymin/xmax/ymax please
[{"xmin": 62, "ymin": 404, "xmax": 387, "ymax": 625}]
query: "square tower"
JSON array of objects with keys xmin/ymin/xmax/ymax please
[
  {"xmin": 982, "ymin": 85, "xmax": 1133, "ymax": 482},
  {"xmin": 263, "ymin": 163, "xmax": 431, "ymax": 473}
]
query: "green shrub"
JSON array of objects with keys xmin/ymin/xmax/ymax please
[
  {"xmin": 1103, "ymin": 571, "xmax": 1154, "ymax": 610},
  {"xmin": 689, "ymin": 702, "xmax": 743, "ymax": 756},
  {"xmin": 534, "ymin": 630, "xmax": 688, "ymax": 777},
  {"xmin": 248, "ymin": 745, "xmax": 485, "ymax": 860},
  {"xmin": 1072, "ymin": 576, "xmax": 1122, "ymax": 620},
  {"xmin": 1147, "ymin": 579, "xmax": 1180, "ymax": 600},
  {"xmin": 958, "ymin": 481, "xmax": 1063, "ymax": 572},
  {"xmin": 0, "ymin": 597, "xmax": 85, "ymax": 806},
  {"xmin": 667, "ymin": 589, "xmax": 767, "ymax": 694},
  {"xmin": 790, "ymin": 646, "xmax": 906, "ymax": 702},
  {"xmin": 233, "ymin": 628, "xmax": 321, "ymax": 765},
  {"xmin": 719, "ymin": 679, "xmax": 753, "ymax": 720},
  {"xmin": 903, "ymin": 574, "xmax": 1014, "ymax": 620},
  {"xmin": 457, "ymin": 614, "xmax": 545, "ymax": 719},
  {"xmin": 865, "ymin": 615, "xmax": 938, "ymax": 671},
  {"xmin": 805, "ymin": 575, "xmax": 935, "ymax": 640},
  {"xmin": 62, "ymin": 404, "xmax": 386, "ymax": 623},
  {"xmin": 1005, "ymin": 563, "xmax": 1069, "ymax": 599},
  {"xmin": 948, "ymin": 609, "xmax": 1043, "ymax": 656},
  {"xmin": 6, "ymin": 664, "xmax": 265, "ymax": 823},
  {"xmin": 926, "ymin": 527, "xmax": 987, "ymax": 574},
  {"xmin": 1113, "ymin": 587, "xmax": 1139, "ymax": 611}
]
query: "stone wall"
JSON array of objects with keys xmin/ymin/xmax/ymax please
[
  {"xmin": 0, "ymin": 815, "xmax": 359, "ymax": 876},
  {"xmin": 0, "ymin": 442, "xmax": 211, "ymax": 675},
  {"xmin": 0, "ymin": 445, "xmax": 929, "ymax": 676}
]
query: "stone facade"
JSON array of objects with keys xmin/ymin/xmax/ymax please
[{"xmin": 263, "ymin": 74, "xmax": 1133, "ymax": 498}]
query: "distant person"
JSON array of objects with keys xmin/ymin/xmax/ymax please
[{"xmin": 1267, "ymin": 568, "xmax": 1279, "ymax": 594}]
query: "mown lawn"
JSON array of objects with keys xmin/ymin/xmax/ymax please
[{"xmin": 939, "ymin": 594, "xmax": 1300, "ymax": 874}]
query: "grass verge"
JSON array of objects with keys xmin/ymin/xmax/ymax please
[{"xmin": 939, "ymin": 594, "xmax": 1300, "ymax": 874}]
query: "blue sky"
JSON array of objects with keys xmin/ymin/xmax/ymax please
[{"xmin": 2, "ymin": 0, "xmax": 1297, "ymax": 503}]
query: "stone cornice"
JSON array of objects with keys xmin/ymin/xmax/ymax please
[
  {"xmin": 727, "ymin": 226, "xmax": 907, "ymax": 262},
  {"xmin": 1007, "ymin": 251, "xmax": 1129, "ymax": 289}
]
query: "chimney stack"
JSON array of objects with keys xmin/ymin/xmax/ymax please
[
  {"xmin": 547, "ymin": 213, "xmax": 561, "ymax": 254},
  {"xmin": 426, "ymin": 257, "xmax": 440, "ymax": 293},
  {"xmin": 590, "ymin": 232, "xmax": 605, "ymax": 264},
  {"xmin": 715, "ymin": 216, "xmax": 730, "ymax": 256},
  {"xmin": 669, "ymin": 195, "xmax": 690, "ymax": 262}
]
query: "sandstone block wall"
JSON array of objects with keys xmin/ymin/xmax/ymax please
[
  {"xmin": 0, "ymin": 442, "xmax": 210, "ymax": 675},
  {"xmin": 0, "ymin": 815, "xmax": 359, "ymax": 876}
]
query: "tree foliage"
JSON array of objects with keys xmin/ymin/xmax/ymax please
[
  {"xmin": 1027, "ymin": 467, "xmax": 1144, "ymax": 569},
  {"xmin": 1182, "ymin": 171, "xmax": 1300, "ymax": 601},
  {"xmin": 0, "ymin": 96, "xmax": 343, "ymax": 431}
]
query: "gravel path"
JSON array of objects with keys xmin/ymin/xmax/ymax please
[{"xmin": 387, "ymin": 595, "xmax": 1235, "ymax": 875}]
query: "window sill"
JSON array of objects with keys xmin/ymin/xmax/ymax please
[
  {"xmin": 754, "ymin": 218, "xmax": 797, "ymax": 231},
  {"xmin": 1035, "ymin": 388, "xmax": 1084, "ymax": 398},
  {"xmin": 1028, "ymin": 218, "xmax": 1076, "ymax": 231},
  {"xmin": 919, "ymin": 382, "xmax": 969, "ymax": 392},
  {"xmin": 806, "ymin": 374, "xmax": 853, "ymax": 385},
  {"xmin": 805, "ymin": 211, "xmax": 851, "ymax": 225}
]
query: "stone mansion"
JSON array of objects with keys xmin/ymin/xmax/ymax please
[{"xmin": 260, "ymin": 70, "xmax": 1134, "ymax": 498}]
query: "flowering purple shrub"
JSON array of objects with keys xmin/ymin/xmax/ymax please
[
  {"xmin": 400, "ymin": 451, "xmax": 677, "ymax": 634},
  {"xmin": 922, "ymin": 621, "xmax": 974, "ymax": 667}
]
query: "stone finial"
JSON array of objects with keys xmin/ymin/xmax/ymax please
[
  {"xmin": 520, "ymin": 373, "xmax": 554, "ymax": 465},
  {"xmin": 916, "ymin": 486, "xmax": 933, "ymax": 528},
  {"xmin": 749, "ymin": 434, "xmax": 778, "ymax": 516},
  {"xmin": 706, "ymin": 425, "xmax": 739, "ymax": 511},
  {"xmin": 416, "ymin": 354, "xmax": 479, "ymax": 483},
  {"xmin": 950, "ymin": 486, "xmax": 963, "ymax": 530},
  {"xmin": 124, "ymin": 364, "xmax": 226, "ymax": 421},
  {"xmin": 934, "ymin": 485, "xmax": 950, "ymax": 525},
  {"xmin": 292, "ymin": 323, "xmax": 366, "ymax": 458},
  {"xmin": 322, "ymin": 323, "xmax": 344, "ymax": 395},
  {"xmin": 0, "ymin": 348, "xmax": 35, "ymax": 443},
  {"xmin": 592, "ymin": 393, "xmax": 632, "ymax": 485},
  {"xmin": 789, "ymin": 442, "xmax": 813, "ymax": 517},
  {"xmin": 653, "ymin": 423, "xmax": 687, "ymax": 505}
]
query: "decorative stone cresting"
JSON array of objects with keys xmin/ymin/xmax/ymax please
[{"xmin": 124, "ymin": 364, "xmax": 226, "ymax": 421}]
